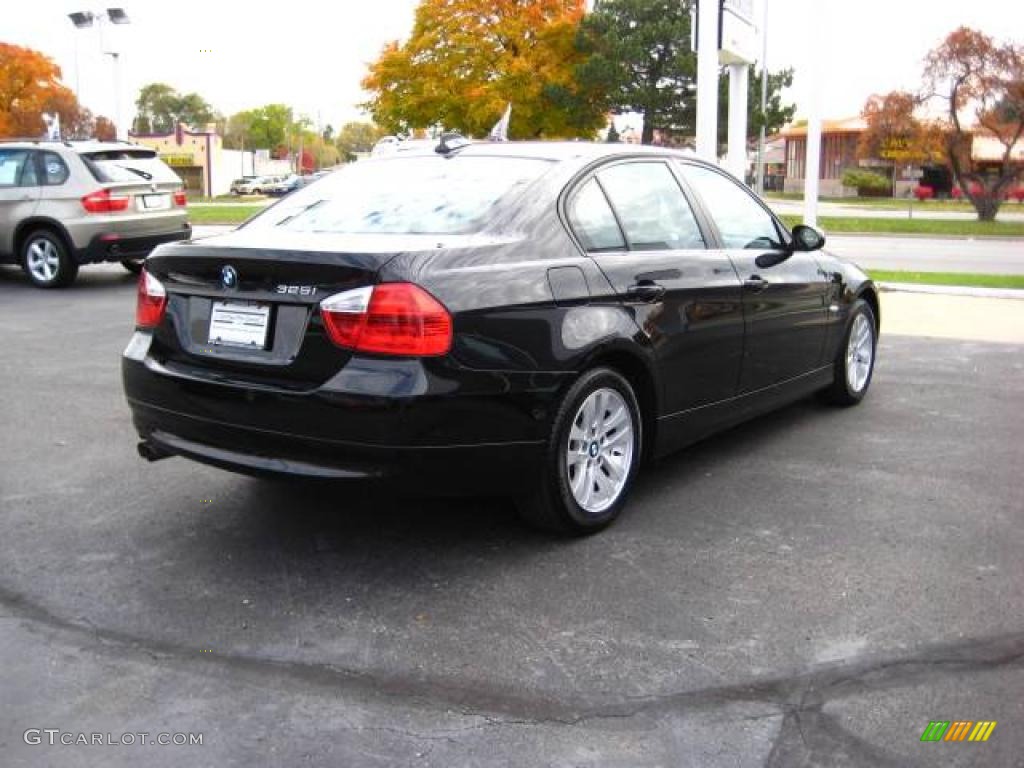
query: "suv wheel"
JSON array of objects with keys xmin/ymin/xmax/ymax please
[
  {"xmin": 121, "ymin": 258, "xmax": 144, "ymax": 274},
  {"xmin": 22, "ymin": 230, "xmax": 78, "ymax": 288},
  {"xmin": 517, "ymin": 368, "xmax": 642, "ymax": 535}
]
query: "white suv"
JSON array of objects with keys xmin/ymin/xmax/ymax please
[{"xmin": 0, "ymin": 139, "xmax": 190, "ymax": 288}]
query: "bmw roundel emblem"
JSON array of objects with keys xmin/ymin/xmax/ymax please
[{"xmin": 221, "ymin": 265, "xmax": 238, "ymax": 289}]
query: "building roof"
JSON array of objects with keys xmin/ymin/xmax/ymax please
[{"xmin": 781, "ymin": 116, "xmax": 867, "ymax": 138}]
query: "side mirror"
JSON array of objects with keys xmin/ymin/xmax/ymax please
[{"xmin": 791, "ymin": 224, "xmax": 826, "ymax": 252}]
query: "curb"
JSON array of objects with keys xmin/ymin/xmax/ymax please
[
  {"xmin": 878, "ymin": 282, "xmax": 1024, "ymax": 300},
  {"xmin": 825, "ymin": 232, "xmax": 1024, "ymax": 241}
]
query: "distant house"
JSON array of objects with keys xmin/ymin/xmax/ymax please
[{"xmin": 780, "ymin": 116, "xmax": 1024, "ymax": 198}]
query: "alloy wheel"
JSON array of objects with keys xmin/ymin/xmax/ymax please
[
  {"xmin": 26, "ymin": 238, "xmax": 61, "ymax": 284},
  {"xmin": 566, "ymin": 387, "xmax": 635, "ymax": 514},
  {"xmin": 846, "ymin": 314, "xmax": 874, "ymax": 393}
]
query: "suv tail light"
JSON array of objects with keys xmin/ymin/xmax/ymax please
[
  {"xmin": 320, "ymin": 283, "xmax": 452, "ymax": 356},
  {"xmin": 173, "ymin": 190, "xmax": 187, "ymax": 207},
  {"xmin": 136, "ymin": 269, "xmax": 167, "ymax": 328},
  {"xmin": 82, "ymin": 188, "xmax": 130, "ymax": 213}
]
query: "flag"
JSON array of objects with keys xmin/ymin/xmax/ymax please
[{"xmin": 488, "ymin": 104, "xmax": 511, "ymax": 142}]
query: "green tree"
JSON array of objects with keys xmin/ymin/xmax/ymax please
[
  {"xmin": 335, "ymin": 121, "xmax": 386, "ymax": 161},
  {"xmin": 718, "ymin": 66, "xmax": 796, "ymax": 144},
  {"xmin": 362, "ymin": 0, "xmax": 604, "ymax": 138},
  {"xmin": 133, "ymin": 83, "xmax": 216, "ymax": 133},
  {"xmin": 577, "ymin": 0, "xmax": 696, "ymax": 145}
]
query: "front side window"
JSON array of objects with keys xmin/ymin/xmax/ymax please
[
  {"xmin": 245, "ymin": 155, "xmax": 552, "ymax": 235},
  {"xmin": 568, "ymin": 178, "xmax": 624, "ymax": 252},
  {"xmin": 41, "ymin": 152, "xmax": 69, "ymax": 186},
  {"xmin": 679, "ymin": 164, "xmax": 783, "ymax": 250},
  {"xmin": 0, "ymin": 149, "xmax": 38, "ymax": 187},
  {"xmin": 597, "ymin": 162, "xmax": 704, "ymax": 251}
]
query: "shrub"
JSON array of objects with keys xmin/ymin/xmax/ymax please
[
  {"xmin": 841, "ymin": 168, "xmax": 890, "ymax": 195},
  {"xmin": 1010, "ymin": 187, "xmax": 1024, "ymax": 203},
  {"xmin": 913, "ymin": 185, "xmax": 934, "ymax": 201},
  {"xmin": 951, "ymin": 186, "xmax": 963, "ymax": 199}
]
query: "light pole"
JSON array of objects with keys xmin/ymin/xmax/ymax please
[{"xmin": 67, "ymin": 8, "xmax": 131, "ymax": 140}]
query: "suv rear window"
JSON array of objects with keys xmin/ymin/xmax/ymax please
[
  {"xmin": 81, "ymin": 149, "xmax": 182, "ymax": 184},
  {"xmin": 246, "ymin": 155, "xmax": 552, "ymax": 235}
]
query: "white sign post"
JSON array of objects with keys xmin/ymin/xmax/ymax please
[{"xmin": 695, "ymin": 0, "xmax": 721, "ymax": 161}]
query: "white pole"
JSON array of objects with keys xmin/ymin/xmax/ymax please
[
  {"xmin": 695, "ymin": 0, "xmax": 720, "ymax": 161},
  {"xmin": 802, "ymin": 1, "xmax": 823, "ymax": 226},
  {"xmin": 726, "ymin": 63, "xmax": 748, "ymax": 180},
  {"xmin": 755, "ymin": 0, "xmax": 768, "ymax": 194}
]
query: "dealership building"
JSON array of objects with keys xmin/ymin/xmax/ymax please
[{"xmin": 129, "ymin": 123, "xmax": 291, "ymax": 197}]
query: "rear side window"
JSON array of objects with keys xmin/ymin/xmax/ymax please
[
  {"xmin": 679, "ymin": 164, "xmax": 783, "ymax": 249},
  {"xmin": 81, "ymin": 149, "xmax": 182, "ymax": 184},
  {"xmin": 40, "ymin": 152, "xmax": 69, "ymax": 185},
  {"xmin": 568, "ymin": 179, "xmax": 625, "ymax": 252},
  {"xmin": 597, "ymin": 162, "xmax": 704, "ymax": 251},
  {"xmin": 247, "ymin": 155, "xmax": 552, "ymax": 235},
  {"xmin": 0, "ymin": 149, "xmax": 37, "ymax": 187}
]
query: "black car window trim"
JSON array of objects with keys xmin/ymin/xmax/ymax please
[
  {"xmin": 672, "ymin": 159, "xmax": 791, "ymax": 250},
  {"xmin": 566, "ymin": 176, "xmax": 628, "ymax": 253},
  {"xmin": 561, "ymin": 155, "xmax": 714, "ymax": 256},
  {"xmin": 597, "ymin": 159, "xmax": 708, "ymax": 252}
]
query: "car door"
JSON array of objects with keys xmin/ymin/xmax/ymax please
[
  {"xmin": 567, "ymin": 159, "xmax": 744, "ymax": 416},
  {"xmin": 0, "ymin": 148, "xmax": 42, "ymax": 258},
  {"xmin": 677, "ymin": 162, "xmax": 829, "ymax": 392}
]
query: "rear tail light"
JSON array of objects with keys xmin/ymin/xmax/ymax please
[
  {"xmin": 320, "ymin": 283, "xmax": 452, "ymax": 356},
  {"xmin": 173, "ymin": 190, "xmax": 187, "ymax": 207},
  {"xmin": 82, "ymin": 188, "xmax": 130, "ymax": 213},
  {"xmin": 136, "ymin": 269, "xmax": 167, "ymax": 328}
]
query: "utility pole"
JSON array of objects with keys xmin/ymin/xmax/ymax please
[{"xmin": 802, "ymin": 0, "xmax": 823, "ymax": 227}]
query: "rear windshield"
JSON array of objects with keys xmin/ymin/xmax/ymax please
[
  {"xmin": 81, "ymin": 149, "xmax": 182, "ymax": 184},
  {"xmin": 244, "ymin": 155, "xmax": 552, "ymax": 235}
]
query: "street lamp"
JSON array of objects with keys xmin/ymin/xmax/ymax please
[{"xmin": 67, "ymin": 8, "xmax": 131, "ymax": 140}]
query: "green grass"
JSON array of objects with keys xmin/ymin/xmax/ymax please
[
  {"xmin": 778, "ymin": 215, "xmax": 1024, "ymax": 237},
  {"xmin": 867, "ymin": 270, "xmax": 1024, "ymax": 289},
  {"xmin": 187, "ymin": 205, "xmax": 265, "ymax": 225},
  {"xmin": 765, "ymin": 192, "xmax": 987, "ymax": 211}
]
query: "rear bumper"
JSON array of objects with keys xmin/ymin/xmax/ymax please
[
  {"xmin": 123, "ymin": 333, "xmax": 564, "ymax": 492},
  {"xmin": 78, "ymin": 225, "xmax": 192, "ymax": 264}
]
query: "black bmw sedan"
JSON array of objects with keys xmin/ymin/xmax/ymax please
[{"xmin": 123, "ymin": 140, "xmax": 879, "ymax": 534}]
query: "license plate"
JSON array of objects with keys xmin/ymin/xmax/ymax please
[
  {"xmin": 208, "ymin": 301, "xmax": 270, "ymax": 348},
  {"xmin": 138, "ymin": 194, "xmax": 170, "ymax": 211}
]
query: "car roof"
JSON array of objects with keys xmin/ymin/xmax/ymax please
[
  {"xmin": 0, "ymin": 139, "xmax": 155, "ymax": 154},
  {"xmin": 370, "ymin": 139, "xmax": 712, "ymax": 168}
]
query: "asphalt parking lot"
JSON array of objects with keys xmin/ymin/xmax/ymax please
[{"xmin": 1, "ymin": 264, "xmax": 1023, "ymax": 767}]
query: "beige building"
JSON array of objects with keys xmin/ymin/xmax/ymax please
[{"xmin": 130, "ymin": 123, "xmax": 291, "ymax": 197}]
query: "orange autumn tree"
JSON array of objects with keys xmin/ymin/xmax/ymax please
[
  {"xmin": 858, "ymin": 91, "xmax": 944, "ymax": 170},
  {"xmin": 924, "ymin": 27, "xmax": 1024, "ymax": 220},
  {"xmin": 0, "ymin": 43, "xmax": 88, "ymax": 138},
  {"xmin": 362, "ymin": 0, "xmax": 605, "ymax": 139}
]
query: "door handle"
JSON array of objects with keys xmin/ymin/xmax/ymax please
[
  {"xmin": 744, "ymin": 275, "xmax": 768, "ymax": 292},
  {"xmin": 625, "ymin": 281, "xmax": 665, "ymax": 302}
]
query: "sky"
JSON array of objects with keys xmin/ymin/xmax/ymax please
[{"xmin": 6, "ymin": 0, "xmax": 1022, "ymax": 134}]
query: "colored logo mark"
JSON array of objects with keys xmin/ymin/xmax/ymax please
[{"xmin": 920, "ymin": 721, "xmax": 997, "ymax": 742}]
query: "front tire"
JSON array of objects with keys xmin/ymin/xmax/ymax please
[
  {"xmin": 517, "ymin": 368, "xmax": 642, "ymax": 535},
  {"xmin": 22, "ymin": 229, "xmax": 78, "ymax": 288},
  {"xmin": 822, "ymin": 299, "xmax": 877, "ymax": 405}
]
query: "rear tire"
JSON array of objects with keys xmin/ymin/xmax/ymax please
[
  {"xmin": 517, "ymin": 368, "xmax": 642, "ymax": 535},
  {"xmin": 21, "ymin": 229, "xmax": 78, "ymax": 288},
  {"xmin": 821, "ymin": 299, "xmax": 877, "ymax": 406},
  {"xmin": 121, "ymin": 258, "xmax": 144, "ymax": 274}
]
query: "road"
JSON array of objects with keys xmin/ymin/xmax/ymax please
[
  {"xmin": 1, "ymin": 268, "xmax": 1022, "ymax": 766},
  {"xmin": 188, "ymin": 226, "xmax": 1024, "ymax": 276}
]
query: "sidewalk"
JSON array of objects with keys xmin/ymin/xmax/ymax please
[{"xmin": 880, "ymin": 291, "xmax": 1024, "ymax": 344}]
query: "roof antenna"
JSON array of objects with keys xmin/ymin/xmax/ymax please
[
  {"xmin": 435, "ymin": 132, "xmax": 471, "ymax": 155},
  {"xmin": 488, "ymin": 104, "xmax": 512, "ymax": 142}
]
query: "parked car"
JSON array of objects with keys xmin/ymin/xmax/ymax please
[
  {"xmin": 230, "ymin": 175, "xmax": 279, "ymax": 195},
  {"xmin": 265, "ymin": 174, "xmax": 303, "ymax": 197},
  {"xmin": 0, "ymin": 139, "xmax": 190, "ymax": 287},
  {"xmin": 123, "ymin": 141, "xmax": 879, "ymax": 534}
]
